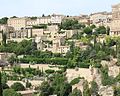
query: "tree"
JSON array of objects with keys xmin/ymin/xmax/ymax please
[
  {"xmin": 90, "ymin": 24, "xmax": 96, "ymax": 29},
  {"xmin": 3, "ymin": 89, "xmax": 21, "ymax": 96},
  {"xmin": 106, "ymin": 26, "xmax": 110, "ymax": 35},
  {"xmin": 114, "ymin": 86, "xmax": 120, "ymax": 96},
  {"xmin": 26, "ymin": 80, "xmax": 32, "ymax": 88},
  {"xmin": 90, "ymin": 81, "xmax": 99, "ymax": 96},
  {"xmin": 69, "ymin": 88, "xmax": 82, "ymax": 96},
  {"xmin": 96, "ymin": 26, "xmax": 106, "ymax": 34},
  {"xmin": 83, "ymin": 27, "xmax": 92, "ymax": 35},
  {"xmin": 0, "ymin": 17, "xmax": 8, "ymax": 24},
  {"xmin": 0, "ymin": 72, "xmax": 3, "ymax": 96},
  {"xmin": 39, "ymin": 81, "xmax": 53, "ymax": 96},
  {"xmin": 7, "ymin": 55, "xmax": 16, "ymax": 65},
  {"xmin": 70, "ymin": 77, "xmax": 80, "ymax": 85},
  {"xmin": 11, "ymin": 16, "xmax": 18, "ymax": 18},
  {"xmin": 83, "ymin": 80, "xmax": 91, "ymax": 96},
  {"xmin": 60, "ymin": 19, "xmax": 84, "ymax": 30},
  {"xmin": 2, "ymin": 83, "xmax": 9, "ymax": 89},
  {"xmin": 11, "ymin": 82, "xmax": 25, "ymax": 91},
  {"xmin": 2, "ymin": 31, "xmax": 7, "ymax": 46},
  {"xmin": 42, "ymin": 14, "xmax": 45, "ymax": 17}
]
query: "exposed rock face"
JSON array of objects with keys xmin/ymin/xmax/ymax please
[
  {"xmin": 66, "ymin": 68, "xmax": 93, "ymax": 83},
  {"xmin": 108, "ymin": 65, "xmax": 120, "ymax": 77},
  {"xmin": 98, "ymin": 86, "xmax": 114, "ymax": 96}
]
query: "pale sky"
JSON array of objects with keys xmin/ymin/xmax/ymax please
[{"xmin": 0, "ymin": 0, "xmax": 120, "ymax": 18}]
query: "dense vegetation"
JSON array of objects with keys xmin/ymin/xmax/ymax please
[
  {"xmin": 0, "ymin": 17, "xmax": 8, "ymax": 24},
  {"xmin": 1, "ymin": 19, "xmax": 120, "ymax": 96}
]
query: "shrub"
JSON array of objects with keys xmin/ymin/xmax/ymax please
[
  {"xmin": 11, "ymin": 82, "xmax": 25, "ymax": 91},
  {"xmin": 45, "ymin": 69, "xmax": 55, "ymax": 74},
  {"xmin": 70, "ymin": 77, "xmax": 80, "ymax": 85},
  {"xmin": 26, "ymin": 80, "xmax": 32, "ymax": 88},
  {"xmin": 3, "ymin": 89, "xmax": 21, "ymax": 96},
  {"xmin": 2, "ymin": 83, "xmax": 9, "ymax": 89}
]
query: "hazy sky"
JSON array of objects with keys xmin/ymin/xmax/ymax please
[{"xmin": 0, "ymin": 0, "xmax": 120, "ymax": 17}]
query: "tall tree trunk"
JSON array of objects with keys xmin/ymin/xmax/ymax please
[{"xmin": 0, "ymin": 72, "xmax": 3, "ymax": 96}]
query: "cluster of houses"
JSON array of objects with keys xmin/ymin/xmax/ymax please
[{"xmin": 0, "ymin": 3, "xmax": 120, "ymax": 54}]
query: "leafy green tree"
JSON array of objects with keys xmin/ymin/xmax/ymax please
[
  {"xmin": 3, "ymin": 89, "xmax": 21, "ymax": 96},
  {"xmin": 1, "ymin": 72, "xmax": 7, "ymax": 84},
  {"xmin": 60, "ymin": 19, "xmax": 85, "ymax": 30},
  {"xmin": 8, "ymin": 55, "xmax": 16, "ymax": 65},
  {"xmin": 26, "ymin": 80, "xmax": 32, "ymax": 88},
  {"xmin": 39, "ymin": 81, "xmax": 53, "ymax": 96},
  {"xmin": 2, "ymin": 83, "xmax": 9, "ymax": 89},
  {"xmin": 70, "ymin": 77, "xmax": 80, "ymax": 85},
  {"xmin": 90, "ymin": 81, "xmax": 99, "ymax": 96},
  {"xmin": 90, "ymin": 24, "xmax": 96, "ymax": 29},
  {"xmin": 2, "ymin": 32, "xmax": 7, "ymax": 46},
  {"xmin": 83, "ymin": 27, "xmax": 92, "ymax": 35},
  {"xmin": 83, "ymin": 80, "xmax": 91, "ymax": 96},
  {"xmin": 11, "ymin": 82, "xmax": 25, "ymax": 91},
  {"xmin": 69, "ymin": 88, "xmax": 82, "ymax": 96},
  {"xmin": 106, "ymin": 26, "xmax": 110, "ymax": 35},
  {"xmin": 96, "ymin": 26, "xmax": 106, "ymax": 34},
  {"xmin": 0, "ymin": 17, "xmax": 8, "ymax": 24},
  {"xmin": 114, "ymin": 86, "xmax": 120, "ymax": 96},
  {"xmin": 45, "ymin": 69, "xmax": 55, "ymax": 74},
  {"xmin": 11, "ymin": 16, "xmax": 18, "ymax": 18}
]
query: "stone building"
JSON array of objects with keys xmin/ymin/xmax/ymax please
[
  {"xmin": 90, "ymin": 12, "xmax": 112, "ymax": 27},
  {"xmin": 7, "ymin": 17, "xmax": 29, "ymax": 30},
  {"xmin": 110, "ymin": 3, "xmax": 120, "ymax": 36}
]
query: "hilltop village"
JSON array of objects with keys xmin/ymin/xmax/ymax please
[{"xmin": 1, "ymin": 3, "xmax": 120, "ymax": 96}]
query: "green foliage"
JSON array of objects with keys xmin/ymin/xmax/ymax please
[
  {"xmin": 11, "ymin": 16, "xmax": 18, "ymax": 18},
  {"xmin": 0, "ymin": 17, "xmax": 8, "ymax": 24},
  {"xmin": 39, "ymin": 74, "xmax": 72, "ymax": 96},
  {"xmin": 1, "ymin": 72, "xmax": 8, "ymax": 84},
  {"xmin": 83, "ymin": 80, "xmax": 91, "ymax": 96},
  {"xmin": 30, "ymin": 17, "xmax": 37, "ymax": 20},
  {"xmin": 70, "ymin": 77, "xmax": 80, "ymax": 85},
  {"xmin": 83, "ymin": 27, "xmax": 92, "ymax": 35},
  {"xmin": 45, "ymin": 69, "xmax": 55, "ymax": 74},
  {"xmin": 39, "ymin": 81, "xmax": 53, "ymax": 96},
  {"xmin": 8, "ymin": 55, "xmax": 16, "ymax": 64},
  {"xmin": 51, "ymin": 74, "xmax": 72, "ymax": 96},
  {"xmin": 26, "ymin": 80, "xmax": 32, "ymax": 88},
  {"xmin": 60, "ymin": 19, "xmax": 85, "ymax": 30},
  {"xmin": 101, "ymin": 65, "xmax": 115, "ymax": 86},
  {"xmin": 106, "ymin": 37, "xmax": 116, "ymax": 47},
  {"xmin": 114, "ymin": 86, "xmax": 120, "ymax": 96},
  {"xmin": 2, "ymin": 83, "xmax": 9, "ymax": 89},
  {"xmin": 0, "ymin": 39, "xmax": 37, "ymax": 55},
  {"xmin": 33, "ymin": 24, "xmax": 47, "ymax": 29},
  {"xmin": 19, "ymin": 57, "xmax": 68, "ymax": 65},
  {"xmin": 3, "ymin": 89, "xmax": 21, "ymax": 96},
  {"xmin": 69, "ymin": 88, "xmax": 82, "ymax": 96},
  {"xmin": 2, "ymin": 32, "xmax": 7, "ymax": 46},
  {"xmin": 90, "ymin": 81, "xmax": 99, "ymax": 96},
  {"xmin": 90, "ymin": 24, "xmax": 96, "ymax": 29},
  {"xmin": 96, "ymin": 26, "xmax": 106, "ymax": 34},
  {"xmin": 106, "ymin": 26, "xmax": 110, "ymax": 35},
  {"xmin": 11, "ymin": 82, "xmax": 25, "ymax": 91}
]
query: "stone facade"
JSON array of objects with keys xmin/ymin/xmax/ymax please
[{"xmin": 110, "ymin": 3, "xmax": 120, "ymax": 36}]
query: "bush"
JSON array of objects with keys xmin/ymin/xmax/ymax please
[
  {"xmin": 78, "ymin": 62, "xmax": 90, "ymax": 68},
  {"xmin": 26, "ymin": 80, "xmax": 32, "ymax": 88},
  {"xmin": 2, "ymin": 83, "xmax": 9, "ymax": 89},
  {"xmin": 45, "ymin": 69, "xmax": 55, "ymax": 74},
  {"xmin": 3, "ymin": 89, "xmax": 21, "ymax": 96},
  {"xmin": 11, "ymin": 82, "xmax": 25, "ymax": 91},
  {"xmin": 70, "ymin": 77, "xmax": 80, "ymax": 85}
]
